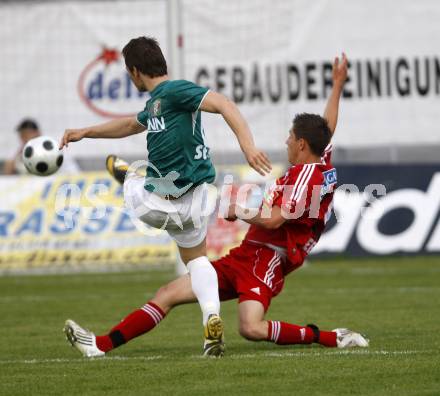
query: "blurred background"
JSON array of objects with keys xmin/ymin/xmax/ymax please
[{"xmin": 1, "ymin": 0, "xmax": 439, "ymax": 274}]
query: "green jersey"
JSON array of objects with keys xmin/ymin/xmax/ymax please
[{"xmin": 137, "ymin": 80, "xmax": 215, "ymax": 197}]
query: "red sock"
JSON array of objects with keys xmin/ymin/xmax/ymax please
[
  {"xmin": 267, "ymin": 321, "xmax": 337, "ymax": 347},
  {"xmin": 318, "ymin": 330, "xmax": 337, "ymax": 347},
  {"xmin": 268, "ymin": 321, "xmax": 314, "ymax": 344},
  {"xmin": 96, "ymin": 302, "xmax": 165, "ymax": 352}
]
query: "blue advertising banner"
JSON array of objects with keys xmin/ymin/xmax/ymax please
[{"xmin": 314, "ymin": 165, "xmax": 440, "ymax": 256}]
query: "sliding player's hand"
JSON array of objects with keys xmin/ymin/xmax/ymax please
[
  {"xmin": 59, "ymin": 128, "xmax": 87, "ymax": 150},
  {"xmin": 332, "ymin": 53, "xmax": 348, "ymax": 87},
  {"xmin": 244, "ymin": 147, "xmax": 272, "ymax": 176}
]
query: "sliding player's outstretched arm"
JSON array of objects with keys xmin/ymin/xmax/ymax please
[
  {"xmin": 59, "ymin": 116, "xmax": 145, "ymax": 149},
  {"xmin": 324, "ymin": 53, "xmax": 348, "ymax": 136},
  {"xmin": 200, "ymin": 91, "xmax": 272, "ymax": 176}
]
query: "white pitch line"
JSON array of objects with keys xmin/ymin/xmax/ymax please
[
  {"xmin": 261, "ymin": 350, "xmax": 424, "ymax": 357},
  {"xmin": 219, "ymin": 350, "xmax": 427, "ymax": 359},
  {"xmin": 0, "ymin": 356, "xmax": 163, "ymax": 365},
  {"xmin": 0, "ymin": 350, "xmax": 430, "ymax": 365},
  {"xmin": 185, "ymin": 349, "xmax": 429, "ymax": 360}
]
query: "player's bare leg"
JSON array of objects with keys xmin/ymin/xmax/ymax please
[
  {"xmin": 237, "ymin": 301, "xmax": 268, "ymax": 340},
  {"xmin": 179, "ymin": 239, "xmax": 225, "ymax": 357},
  {"xmin": 151, "ymin": 274, "xmax": 197, "ymax": 311},
  {"xmin": 64, "ymin": 275, "xmax": 196, "ymax": 358},
  {"xmin": 238, "ymin": 300, "xmax": 368, "ymax": 348}
]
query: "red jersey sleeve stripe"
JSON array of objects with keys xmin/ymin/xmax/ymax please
[
  {"xmin": 290, "ymin": 164, "xmax": 314, "ymax": 203},
  {"xmin": 288, "ymin": 164, "xmax": 312, "ymax": 203},
  {"xmin": 293, "ymin": 164, "xmax": 316, "ymax": 202}
]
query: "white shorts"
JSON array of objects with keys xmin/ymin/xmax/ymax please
[{"xmin": 124, "ymin": 174, "xmax": 216, "ymax": 248}]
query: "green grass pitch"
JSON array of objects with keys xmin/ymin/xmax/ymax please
[{"xmin": 1, "ymin": 256, "xmax": 439, "ymax": 396}]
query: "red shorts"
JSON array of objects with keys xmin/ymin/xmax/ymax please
[{"xmin": 211, "ymin": 241, "xmax": 286, "ymax": 312}]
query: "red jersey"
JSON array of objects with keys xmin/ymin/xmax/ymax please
[{"xmin": 245, "ymin": 144, "xmax": 336, "ymax": 274}]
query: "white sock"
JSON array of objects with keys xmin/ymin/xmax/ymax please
[{"xmin": 186, "ymin": 256, "xmax": 220, "ymax": 325}]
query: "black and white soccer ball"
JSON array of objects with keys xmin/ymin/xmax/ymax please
[{"xmin": 22, "ymin": 136, "xmax": 63, "ymax": 176}]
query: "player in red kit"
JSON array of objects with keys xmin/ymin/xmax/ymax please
[{"xmin": 64, "ymin": 53, "xmax": 368, "ymax": 358}]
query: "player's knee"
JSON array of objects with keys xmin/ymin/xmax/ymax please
[
  {"xmin": 153, "ymin": 284, "xmax": 175, "ymax": 306},
  {"xmin": 239, "ymin": 321, "xmax": 266, "ymax": 341}
]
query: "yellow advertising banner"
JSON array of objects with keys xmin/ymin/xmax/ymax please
[{"xmin": 0, "ymin": 172, "xmax": 175, "ymax": 273}]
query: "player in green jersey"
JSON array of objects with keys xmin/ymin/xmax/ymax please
[{"xmin": 60, "ymin": 36, "xmax": 271, "ymax": 357}]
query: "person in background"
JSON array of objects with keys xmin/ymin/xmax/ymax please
[{"xmin": 3, "ymin": 118, "xmax": 79, "ymax": 175}]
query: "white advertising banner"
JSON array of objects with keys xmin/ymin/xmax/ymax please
[
  {"xmin": 183, "ymin": 0, "xmax": 440, "ymax": 152},
  {"xmin": 0, "ymin": 0, "xmax": 439, "ymax": 160}
]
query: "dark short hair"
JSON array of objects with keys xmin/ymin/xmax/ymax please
[
  {"xmin": 122, "ymin": 36, "xmax": 167, "ymax": 77},
  {"xmin": 16, "ymin": 118, "xmax": 39, "ymax": 132},
  {"xmin": 292, "ymin": 113, "xmax": 331, "ymax": 156}
]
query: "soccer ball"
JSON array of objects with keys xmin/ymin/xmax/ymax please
[{"xmin": 22, "ymin": 136, "xmax": 63, "ymax": 176}]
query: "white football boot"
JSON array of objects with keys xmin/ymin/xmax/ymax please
[
  {"xmin": 333, "ymin": 328, "xmax": 369, "ymax": 348},
  {"xmin": 63, "ymin": 319, "xmax": 105, "ymax": 358}
]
